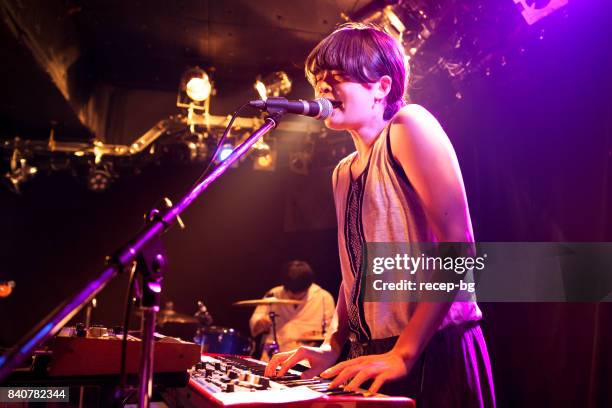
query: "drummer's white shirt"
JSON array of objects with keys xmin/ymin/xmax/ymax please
[{"xmin": 249, "ymin": 283, "xmax": 335, "ymax": 361}]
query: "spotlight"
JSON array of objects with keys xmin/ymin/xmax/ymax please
[
  {"xmin": 186, "ymin": 75, "xmax": 211, "ymax": 102},
  {"xmin": 253, "ymin": 151, "xmax": 277, "ymax": 171},
  {"xmin": 254, "ymin": 71, "xmax": 292, "ymax": 101},
  {"xmin": 217, "ymin": 143, "xmax": 234, "ymax": 162},
  {"xmin": 0, "ymin": 280, "xmax": 15, "ymax": 298},
  {"xmin": 513, "ymin": 0, "xmax": 568, "ymax": 25},
  {"xmin": 257, "ymin": 155, "xmax": 272, "ymax": 167},
  {"xmin": 252, "ymin": 139, "xmax": 276, "ymax": 171},
  {"xmin": 86, "ymin": 163, "xmax": 114, "ymax": 192},
  {"xmin": 254, "ymin": 81, "xmax": 268, "ymax": 101},
  {"xmin": 177, "ymin": 67, "xmax": 214, "ymax": 113}
]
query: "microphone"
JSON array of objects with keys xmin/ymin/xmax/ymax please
[{"xmin": 249, "ymin": 97, "xmax": 341, "ymax": 120}]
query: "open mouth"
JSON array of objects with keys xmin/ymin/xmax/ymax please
[{"xmin": 329, "ymin": 100, "xmax": 343, "ymax": 109}]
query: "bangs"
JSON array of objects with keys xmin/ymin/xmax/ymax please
[
  {"xmin": 305, "ymin": 27, "xmax": 378, "ymax": 86},
  {"xmin": 305, "ymin": 23, "xmax": 408, "ymax": 119}
]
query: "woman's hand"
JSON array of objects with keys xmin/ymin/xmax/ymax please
[
  {"xmin": 320, "ymin": 350, "xmax": 414, "ymax": 394},
  {"xmin": 264, "ymin": 345, "xmax": 339, "ymax": 379}
]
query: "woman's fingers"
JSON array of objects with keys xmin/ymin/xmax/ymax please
[
  {"xmin": 320, "ymin": 356, "xmax": 362, "ymax": 379},
  {"xmin": 275, "ymin": 347, "xmax": 308, "ymax": 377},
  {"xmin": 344, "ymin": 367, "xmax": 377, "ymax": 391},
  {"xmin": 368, "ymin": 373, "xmax": 389, "ymax": 394},
  {"xmin": 327, "ymin": 364, "xmax": 363, "ymax": 389},
  {"xmin": 264, "ymin": 351, "xmax": 292, "ymax": 377}
]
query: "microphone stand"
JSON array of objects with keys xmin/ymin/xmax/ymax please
[{"xmin": 0, "ymin": 110, "xmax": 285, "ymax": 407}]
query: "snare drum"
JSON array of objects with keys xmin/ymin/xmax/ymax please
[{"xmin": 195, "ymin": 326, "xmax": 254, "ymax": 356}]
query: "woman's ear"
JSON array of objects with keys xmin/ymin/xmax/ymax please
[{"xmin": 375, "ymin": 75, "xmax": 393, "ymax": 100}]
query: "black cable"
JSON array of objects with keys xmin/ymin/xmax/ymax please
[{"xmin": 116, "ymin": 262, "xmax": 138, "ymax": 404}]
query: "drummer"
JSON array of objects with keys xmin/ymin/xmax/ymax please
[{"xmin": 249, "ymin": 260, "xmax": 335, "ymax": 361}]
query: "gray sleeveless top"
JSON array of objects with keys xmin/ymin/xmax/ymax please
[{"xmin": 332, "ymin": 124, "xmax": 481, "ymax": 340}]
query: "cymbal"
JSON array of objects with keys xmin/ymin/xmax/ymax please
[{"xmin": 233, "ymin": 297, "xmax": 304, "ymax": 307}]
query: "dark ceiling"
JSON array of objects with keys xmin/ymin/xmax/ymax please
[
  {"xmin": 0, "ymin": 0, "xmax": 369, "ymax": 140},
  {"xmin": 73, "ymin": 0, "xmax": 361, "ymax": 87}
]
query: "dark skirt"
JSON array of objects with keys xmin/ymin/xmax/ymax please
[{"xmin": 348, "ymin": 322, "xmax": 496, "ymax": 408}]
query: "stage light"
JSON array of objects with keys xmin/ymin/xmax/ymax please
[
  {"xmin": 257, "ymin": 155, "xmax": 272, "ymax": 167},
  {"xmin": 253, "ymin": 151, "xmax": 277, "ymax": 171},
  {"xmin": 253, "ymin": 71, "xmax": 292, "ymax": 101},
  {"xmin": 86, "ymin": 163, "xmax": 114, "ymax": 193},
  {"xmin": 186, "ymin": 75, "xmax": 211, "ymax": 102},
  {"xmin": 254, "ymin": 81, "xmax": 268, "ymax": 101},
  {"xmin": 217, "ymin": 143, "xmax": 234, "ymax": 162},
  {"xmin": 383, "ymin": 7, "xmax": 406, "ymax": 40},
  {"xmin": 360, "ymin": 5, "xmax": 405, "ymax": 43},
  {"xmin": 252, "ymin": 139, "xmax": 276, "ymax": 171},
  {"xmin": 513, "ymin": 0, "xmax": 568, "ymax": 25},
  {"xmin": 177, "ymin": 67, "xmax": 214, "ymax": 114},
  {"xmin": 4, "ymin": 149, "xmax": 37, "ymax": 193}
]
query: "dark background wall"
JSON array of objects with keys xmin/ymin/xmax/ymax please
[{"xmin": 1, "ymin": 1, "xmax": 611, "ymax": 407}]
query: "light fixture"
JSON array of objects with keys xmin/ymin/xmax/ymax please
[
  {"xmin": 513, "ymin": 0, "xmax": 568, "ymax": 25},
  {"xmin": 165, "ymin": 132, "xmax": 210, "ymax": 164},
  {"xmin": 186, "ymin": 76, "xmax": 211, "ymax": 102},
  {"xmin": 253, "ymin": 151, "xmax": 277, "ymax": 171},
  {"xmin": 177, "ymin": 67, "xmax": 214, "ymax": 113},
  {"xmin": 254, "ymin": 71, "xmax": 292, "ymax": 101},
  {"xmin": 217, "ymin": 143, "xmax": 234, "ymax": 162},
  {"xmin": 360, "ymin": 6, "xmax": 406, "ymax": 43},
  {"xmin": 86, "ymin": 163, "xmax": 114, "ymax": 192},
  {"xmin": 3, "ymin": 149, "xmax": 37, "ymax": 193},
  {"xmin": 252, "ymin": 139, "xmax": 276, "ymax": 171}
]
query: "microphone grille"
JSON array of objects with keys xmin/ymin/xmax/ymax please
[{"xmin": 316, "ymin": 98, "xmax": 334, "ymax": 120}]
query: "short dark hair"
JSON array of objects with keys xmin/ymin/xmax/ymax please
[
  {"xmin": 281, "ymin": 260, "xmax": 314, "ymax": 293},
  {"xmin": 305, "ymin": 22, "xmax": 408, "ymax": 120}
]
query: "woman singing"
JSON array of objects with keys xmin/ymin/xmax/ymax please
[{"xmin": 265, "ymin": 23, "xmax": 495, "ymax": 407}]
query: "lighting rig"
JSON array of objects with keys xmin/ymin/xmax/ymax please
[
  {"xmin": 1, "ymin": 0, "xmax": 570, "ymax": 193},
  {"xmin": 0, "ymin": 68, "xmax": 294, "ymax": 193}
]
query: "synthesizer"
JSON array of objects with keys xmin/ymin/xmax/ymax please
[{"xmin": 184, "ymin": 354, "xmax": 415, "ymax": 407}]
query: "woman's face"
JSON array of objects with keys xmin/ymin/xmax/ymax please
[{"xmin": 314, "ymin": 70, "xmax": 378, "ymax": 131}]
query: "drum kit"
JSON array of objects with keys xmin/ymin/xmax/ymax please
[{"xmin": 149, "ymin": 296, "xmax": 322, "ymax": 357}]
